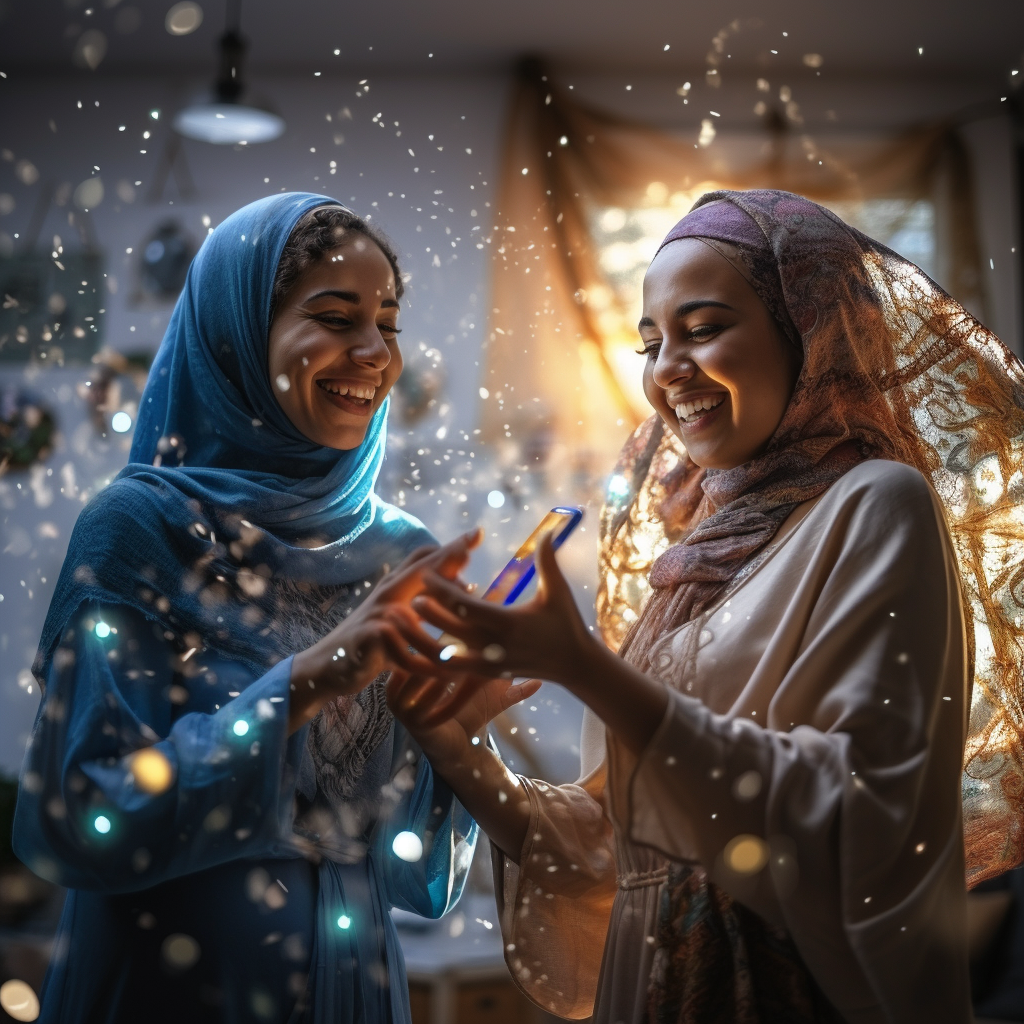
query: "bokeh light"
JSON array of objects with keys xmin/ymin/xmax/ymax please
[
  {"xmin": 165, "ymin": 2, "xmax": 204, "ymax": 36},
  {"xmin": 392, "ymin": 830, "xmax": 424, "ymax": 862},
  {"xmin": 161, "ymin": 933, "xmax": 201, "ymax": 970},
  {"xmin": 111, "ymin": 411, "xmax": 133, "ymax": 433},
  {"xmin": 94, "ymin": 814, "xmax": 111, "ymax": 834},
  {"xmin": 486, "ymin": 490, "xmax": 505, "ymax": 508},
  {"xmin": 131, "ymin": 747, "xmax": 174, "ymax": 795},
  {"xmin": 337, "ymin": 914, "xmax": 352, "ymax": 929},
  {"xmin": 94, "ymin": 622, "xmax": 111, "ymax": 639},
  {"xmin": 723, "ymin": 834, "xmax": 769, "ymax": 875},
  {"xmin": 232, "ymin": 720, "xmax": 249, "ymax": 737},
  {"xmin": 0, "ymin": 980, "xmax": 39, "ymax": 1022}
]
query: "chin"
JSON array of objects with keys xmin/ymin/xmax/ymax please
[{"xmin": 303, "ymin": 424, "xmax": 368, "ymax": 451}]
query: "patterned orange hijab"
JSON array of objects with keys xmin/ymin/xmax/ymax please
[{"xmin": 599, "ymin": 189, "xmax": 1024, "ymax": 886}]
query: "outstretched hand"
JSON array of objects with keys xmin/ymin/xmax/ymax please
[
  {"xmin": 409, "ymin": 530, "xmax": 599, "ymax": 688},
  {"xmin": 386, "ymin": 671, "xmax": 542, "ymax": 768},
  {"xmin": 288, "ymin": 528, "xmax": 484, "ymax": 734}
]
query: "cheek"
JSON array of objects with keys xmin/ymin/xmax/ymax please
[
  {"xmin": 642, "ymin": 360, "xmax": 662, "ymax": 406},
  {"xmin": 380, "ymin": 347, "xmax": 403, "ymax": 393}
]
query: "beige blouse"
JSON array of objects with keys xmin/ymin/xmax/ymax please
[{"xmin": 493, "ymin": 460, "xmax": 972, "ymax": 1024}]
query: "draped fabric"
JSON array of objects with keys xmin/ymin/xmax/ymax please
[
  {"xmin": 482, "ymin": 59, "xmax": 988, "ymax": 479},
  {"xmin": 597, "ymin": 188, "xmax": 1024, "ymax": 888},
  {"xmin": 647, "ymin": 865, "xmax": 844, "ymax": 1024}
]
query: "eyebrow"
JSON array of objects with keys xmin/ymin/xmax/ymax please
[
  {"xmin": 637, "ymin": 299, "xmax": 734, "ymax": 330},
  {"xmin": 305, "ymin": 289, "xmax": 399, "ymax": 309}
]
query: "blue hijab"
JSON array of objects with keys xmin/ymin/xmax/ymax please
[{"xmin": 38, "ymin": 192, "xmax": 433, "ymax": 675}]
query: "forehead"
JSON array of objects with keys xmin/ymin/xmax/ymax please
[
  {"xmin": 299, "ymin": 238, "xmax": 396, "ymax": 296},
  {"xmin": 643, "ymin": 238, "xmax": 746, "ymax": 300}
]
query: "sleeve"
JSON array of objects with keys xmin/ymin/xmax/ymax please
[
  {"xmin": 609, "ymin": 464, "xmax": 972, "ymax": 1021},
  {"xmin": 374, "ymin": 725, "xmax": 478, "ymax": 919},
  {"xmin": 490, "ymin": 709, "xmax": 619, "ymax": 1019},
  {"xmin": 13, "ymin": 601, "xmax": 310, "ymax": 893}
]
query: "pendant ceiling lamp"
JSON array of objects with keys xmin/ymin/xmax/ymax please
[{"xmin": 172, "ymin": 0, "xmax": 284, "ymax": 145}]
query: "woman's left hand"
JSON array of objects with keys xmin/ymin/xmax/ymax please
[{"xmin": 410, "ymin": 531, "xmax": 598, "ymax": 689}]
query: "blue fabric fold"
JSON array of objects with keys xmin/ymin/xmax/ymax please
[{"xmin": 309, "ymin": 743, "xmax": 476, "ymax": 1024}]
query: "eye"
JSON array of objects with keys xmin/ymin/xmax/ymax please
[
  {"xmin": 689, "ymin": 324, "xmax": 722, "ymax": 341},
  {"xmin": 311, "ymin": 312, "xmax": 350, "ymax": 329},
  {"xmin": 635, "ymin": 342, "xmax": 661, "ymax": 357},
  {"xmin": 378, "ymin": 323, "xmax": 402, "ymax": 338}
]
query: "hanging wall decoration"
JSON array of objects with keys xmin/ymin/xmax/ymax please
[{"xmin": 0, "ymin": 385, "xmax": 56, "ymax": 471}]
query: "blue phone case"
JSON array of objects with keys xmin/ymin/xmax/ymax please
[{"xmin": 482, "ymin": 505, "xmax": 584, "ymax": 605}]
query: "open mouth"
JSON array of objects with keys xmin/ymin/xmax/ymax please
[
  {"xmin": 316, "ymin": 380, "xmax": 377, "ymax": 414},
  {"xmin": 673, "ymin": 393, "xmax": 726, "ymax": 425}
]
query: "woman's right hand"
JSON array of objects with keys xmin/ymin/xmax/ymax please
[
  {"xmin": 386, "ymin": 670, "xmax": 542, "ymax": 769},
  {"xmin": 287, "ymin": 529, "xmax": 482, "ymax": 732}
]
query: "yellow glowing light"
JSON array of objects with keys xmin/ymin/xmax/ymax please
[
  {"xmin": 131, "ymin": 748, "xmax": 174, "ymax": 795},
  {"xmin": 724, "ymin": 834, "xmax": 769, "ymax": 875},
  {"xmin": 0, "ymin": 980, "xmax": 40, "ymax": 1022}
]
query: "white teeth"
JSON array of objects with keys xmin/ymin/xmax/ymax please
[
  {"xmin": 318, "ymin": 381, "xmax": 376, "ymax": 400},
  {"xmin": 673, "ymin": 394, "xmax": 725, "ymax": 423}
]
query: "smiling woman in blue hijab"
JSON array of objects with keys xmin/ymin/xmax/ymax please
[{"xmin": 13, "ymin": 192, "xmax": 503, "ymax": 1024}]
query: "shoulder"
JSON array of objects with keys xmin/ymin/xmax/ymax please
[
  {"xmin": 78, "ymin": 472, "xmax": 185, "ymax": 522},
  {"xmin": 72, "ymin": 475, "xmax": 196, "ymax": 550},
  {"xmin": 370, "ymin": 496, "xmax": 437, "ymax": 550},
  {"xmin": 817, "ymin": 459, "xmax": 937, "ymax": 523},
  {"xmin": 803, "ymin": 460, "xmax": 948, "ymax": 573}
]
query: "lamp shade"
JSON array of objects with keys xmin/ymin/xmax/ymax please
[
  {"xmin": 173, "ymin": 102, "xmax": 284, "ymax": 144},
  {"xmin": 173, "ymin": 28, "xmax": 285, "ymax": 145}
]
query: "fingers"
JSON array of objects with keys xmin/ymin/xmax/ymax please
[
  {"xmin": 410, "ymin": 594, "xmax": 480, "ymax": 640},
  {"xmin": 378, "ymin": 625, "xmax": 445, "ymax": 677},
  {"xmin": 534, "ymin": 530, "xmax": 568, "ymax": 600},
  {"xmin": 385, "ymin": 671, "xmax": 434, "ymax": 716},
  {"xmin": 502, "ymin": 677, "xmax": 542, "ymax": 712},
  {"xmin": 418, "ymin": 675, "xmax": 491, "ymax": 727},
  {"xmin": 383, "ymin": 530, "xmax": 481, "ymax": 600},
  {"xmin": 432, "ymin": 527, "xmax": 483, "ymax": 579},
  {"xmin": 418, "ymin": 570, "xmax": 504, "ymax": 627},
  {"xmin": 394, "ymin": 544, "xmax": 441, "ymax": 571}
]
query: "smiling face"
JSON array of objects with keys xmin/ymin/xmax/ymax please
[
  {"xmin": 267, "ymin": 235, "xmax": 402, "ymax": 451},
  {"xmin": 639, "ymin": 238, "xmax": 801, "ymax": 470}
]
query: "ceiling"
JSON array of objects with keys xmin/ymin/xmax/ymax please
[{"xmin": 0, "ymin": 0, "xmax": 1021, "ymax": 83}]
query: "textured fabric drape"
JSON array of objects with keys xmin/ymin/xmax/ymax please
[{"xmin": 481, "ymin": 59, "xmax": 987, "ymax": 477}]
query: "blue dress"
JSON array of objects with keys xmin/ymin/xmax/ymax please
[{"xmin": 14, "ymin": 600, "xmax": 475, "ymax": 1024}]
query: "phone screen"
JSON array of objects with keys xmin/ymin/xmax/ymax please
[{"xmin": 481, "ymin": 506, "xmax": 583, "ymax": 605}]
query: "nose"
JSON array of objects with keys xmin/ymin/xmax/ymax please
[
  {"xmin": 652, "ymin": 339, "xmax": 696, "ymax": 390},
  {"xmin": 348, "ymin": 324, "xmax": 392, "ymax": 370}
]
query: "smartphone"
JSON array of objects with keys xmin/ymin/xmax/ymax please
[
  {"xmin": 481, "ymin": 506, "xmax": 584, "ymax": 605},
  {"xmin": 434, "ymin": 506, "xmax": 584, "ymax": 660}
]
